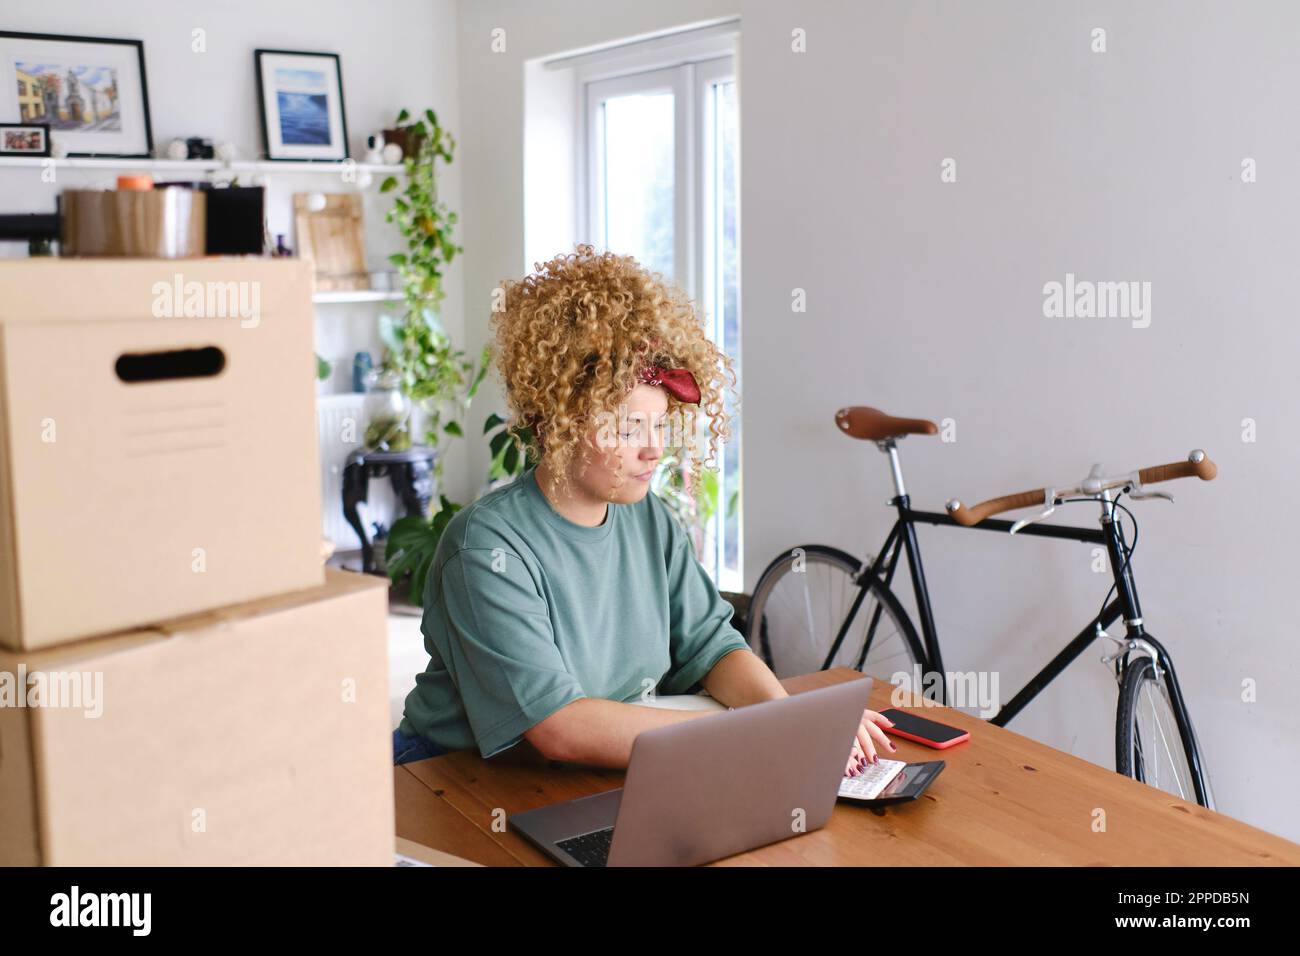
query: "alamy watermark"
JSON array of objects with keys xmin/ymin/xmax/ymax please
[
  {"xmin": 1043, "ymin": 272, "xmax": 1151, "ymax": 329},
  {"xmin": 151, "ymin": 273, "xmax": 261, "ymax": 328},
  {"xmin": 0, "ymin": 666, "xmax": 103, "ymax": 718},
  {"xmin": 890, "ymin": 663, "xmax": 999, "ymax": 718},
  {"xmin": 50, "ymin": 886, "xmax": 150, "ymax": 936},
  {"xmin": 593, "ymin": 404, "xmax": 697, "ymax": 451}
]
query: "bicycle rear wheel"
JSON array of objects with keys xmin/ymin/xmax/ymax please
[
  {"xmin": 746, "ymin": 545, "xmax": 926, "ymax": 682},
  {"xmin": 1115, "ymin": 655, "xmax": 1213, "ymax": 808}
]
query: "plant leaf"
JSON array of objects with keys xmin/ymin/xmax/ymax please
[
  {"xmin": 409, "ymin": 551, "xmax": 434, "ymax": 605},
  {"xmin": 465, "ymin": 355, "xmax": 489, "ymax": 398},
  {"xmin": 377, "ymin": 314, "xmax": 403, "ymax": 353}
]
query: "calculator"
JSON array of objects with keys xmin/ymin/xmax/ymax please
[{"xmin": 838, "ymin": 759, "xmax": 945, "ymax": 806}]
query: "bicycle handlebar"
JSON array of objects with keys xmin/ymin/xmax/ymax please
[
  {"xmin": 1139, "ymin": 455, "xmax": 1217, "ymax": 484},
  {"xmin": 945, "ymin": 450, "xmax": 1217, "ymax": 527},
  {"xmin": 946, "ymin": 488, "xmax": 1048, "ymax": 527}
]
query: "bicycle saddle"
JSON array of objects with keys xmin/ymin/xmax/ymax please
[{"xmin": 835, "ymin": 406, "xmax": 938, "ymax": 441}]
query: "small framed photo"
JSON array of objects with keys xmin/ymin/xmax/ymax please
[
  {"xmin": 254, "ymin": 49, "xmax": 349, "ymax": 162},
  {"xmin": 0, "ymin": 122, "xmax": 50, "ymax": 156},
  {"xmin": 0, "ymin": 31, "xmax": 153, "ymax": 157}
]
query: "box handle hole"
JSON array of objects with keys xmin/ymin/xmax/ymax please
[{"xmin": 115, "ymin": 346, "xmax": 226, "ymax": 383}]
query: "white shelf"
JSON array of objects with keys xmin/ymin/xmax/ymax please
[
  {"xmin": 0, "ymin": 156, "xmax": 403, "ymax": 176},
  {"xmin": 230, "ymin": 160, "xmax": 403, "ymax": 175},
  {"xmin": 312, "ymin": 290, "xmax": 404, "ymax": 304}
]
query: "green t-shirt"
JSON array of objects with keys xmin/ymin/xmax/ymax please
[{"xmin": 398, "ymin": 464, "xmax": 750, "ymax": 758}]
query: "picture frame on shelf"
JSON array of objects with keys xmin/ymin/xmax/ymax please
[
  {"xmin": 0, "ymin": 122, "xmax": 50, "ymax": 156},
  {"xmin": 254, "ymin": 49, "xmax": 349, "ymax": 162},
  {"xmin": 0, "ymin": 31, "xmax": 153, "ymax": 158}
]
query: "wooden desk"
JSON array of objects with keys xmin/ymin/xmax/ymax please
[{"xmin": 394, "ymin": 667, "xmax": 1300, "ymax": 865}]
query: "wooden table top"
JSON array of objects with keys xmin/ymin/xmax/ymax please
[{"xmin": 394, "ymin": 667, "xmax": 1300, "ymax": 866}]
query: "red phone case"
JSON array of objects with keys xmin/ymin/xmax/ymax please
[{"xmin": 880, "ymin": 710, "xmax": 970, "ymax": 750}]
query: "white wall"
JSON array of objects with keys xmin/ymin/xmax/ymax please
[
  {"xmin": 3, "ymin": 0, "xmax": 458, "ymax": 169},
  {"xmin": 456, "ymin": 0, "xmax": 1300, "ymax": 842},
  {"xmin": 739, "ymin": 0, "xmax": 1299, "ymax": 843}
]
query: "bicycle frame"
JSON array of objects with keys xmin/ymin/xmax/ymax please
[{"xmin": 822, "ymin": 441, "xmax": 1210, "ymax": 805}]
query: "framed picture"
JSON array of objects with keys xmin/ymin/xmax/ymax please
[
  {"xmin": 0, "ymin": 122, "xmax": 50, "ymax": 156},
  {"xmin": 254, "ymin": 49, "xmax": 349, "ymax": 162},
  {"xmin": 0, "ymin": 31, "xmax": 152, "ymax": 158}
]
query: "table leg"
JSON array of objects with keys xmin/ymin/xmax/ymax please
[{"xmin": 342, "ymin": 459, "xmax": 374, "ymax": 572}]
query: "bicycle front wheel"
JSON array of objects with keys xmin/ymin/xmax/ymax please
[
  {"xmin": 1115, "ymin": 655, "xmax": 1213, "ymax": 808},
  {"xmin": 746, "ymin": 544, "xmax": 926, "ymax": 681}
]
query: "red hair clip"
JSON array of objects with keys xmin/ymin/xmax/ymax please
[{"xmin": 636, "ymin": 364, "xmax": 701, "ymax": 404}]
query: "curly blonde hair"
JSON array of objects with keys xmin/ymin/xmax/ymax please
[{"xmin": 491, "ymin": 243, "xmax": 737, "ymax": 500}]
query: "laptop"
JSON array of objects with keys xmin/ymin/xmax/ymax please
[{"xmin": 509, "ymin": 678, "xmax": 873, "ymax": 867}]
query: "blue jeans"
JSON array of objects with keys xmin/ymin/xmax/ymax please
[{"xmin": 393, "ymin": 727, "xmax": 447, "ymax": 766}]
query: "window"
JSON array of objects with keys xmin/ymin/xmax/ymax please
[
  {"xmin": 574, "ymin": 31, "xmax": 741, "ymax": 591},
  {"xmin": 595, "ymin": 79, "xmax": 675, "ymax": 280}
]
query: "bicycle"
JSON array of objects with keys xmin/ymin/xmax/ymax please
[{"xmin": 745, "ymin": 406, "xmax": 1218, "ymax": 808}]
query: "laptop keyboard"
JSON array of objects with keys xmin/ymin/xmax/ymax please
[{"xmin": 556, "ymin": 826, "xmax": 615, "ymax": 867}]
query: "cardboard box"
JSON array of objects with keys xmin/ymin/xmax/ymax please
[
  {"xmin": 0, "ymin": 569, "xmax": 393, "ymax": 866},
  {"xmin": 0, "ymin": 257, "xmax": 323, "ymax": 650}
]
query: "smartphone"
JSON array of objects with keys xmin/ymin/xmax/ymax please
[{"xmin": 878, "ymin": 708, "xmax": 970, "ymax": 749}]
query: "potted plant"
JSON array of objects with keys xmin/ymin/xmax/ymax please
[{"xmin": 650, "ymin": 453, "xmax": 738, "ymax": 560}]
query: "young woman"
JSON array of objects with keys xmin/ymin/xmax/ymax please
[{"xmin": 394, "ymin": 244, "xmax": 896, "ymax": 775}]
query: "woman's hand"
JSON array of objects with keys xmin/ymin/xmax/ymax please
[{"xmin": 845, "ymin": 708, "xmax": 899, "ymax": 776}]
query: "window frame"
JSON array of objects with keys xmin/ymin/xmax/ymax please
[{"xmin": 696, "ymin": 56, "xmax": 741, "ymax": 591}]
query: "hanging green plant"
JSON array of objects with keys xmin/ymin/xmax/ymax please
[{"xmin": 378, "ymin": 108, "xmax": 488, "ymax": 482}]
